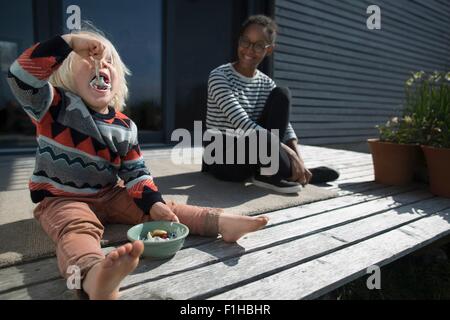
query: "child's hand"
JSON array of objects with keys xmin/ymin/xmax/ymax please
[
  {"xmin": 61, "ymin": 34, "xmax": 106, "ymax": 60},
  {"xmin": 149, "ymin": 202, "xmax": 180, "ymax": 223}
]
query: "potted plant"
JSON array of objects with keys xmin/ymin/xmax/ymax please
[
  {"xmin": 415, "ymin": 71, "xmax": 450, "ymax": 198},
  {"xmin": 368, "ymin": 116, "xmax": 423, "ymax": 186},
  {"xmin": 368, "ymin": 72, "xmax": 426, "ymax": 186}
]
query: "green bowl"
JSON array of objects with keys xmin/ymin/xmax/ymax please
[{"xmin": 127, "ymin": 221, "xmax": 189, "ymax": 259}]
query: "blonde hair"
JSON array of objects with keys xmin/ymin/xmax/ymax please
[{"xmin": 49, "ymin": 28, "xmax": 131, "ymax": 112}]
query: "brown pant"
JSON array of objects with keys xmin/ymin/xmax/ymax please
[{"xmin": 33, "ymin": 185, "xmax": 222, "ymax": 280}]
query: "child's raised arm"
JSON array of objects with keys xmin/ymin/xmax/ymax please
[
  {"xmin": 7, "ymin": 36, "xmax": 72, "ymax": 123},
  {"xmin": 6, "ymin": 34, "xmax": 106, "ymax": 123}
]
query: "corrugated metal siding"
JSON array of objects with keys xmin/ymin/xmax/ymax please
[{"xmin": 273, "ymin": 0, "xmax": 450, "ymax": 145}]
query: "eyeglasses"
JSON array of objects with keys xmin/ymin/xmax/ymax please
[{"xmin": 238, "ymin": 37, "xmax": 272, "ymax": 53}]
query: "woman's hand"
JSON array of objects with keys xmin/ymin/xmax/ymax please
[
  {"xmin": 149, "ymin": 202, "xmax": 180, "ymax": 222},
  {"xmin": 290, "ymin": 155, "xmax": 312, "ymax": 186},
  {"xmin": 281, "ymin": 143, "xmax": 312, "ymax": 186},
  {"xmin": 61, "ymin": 34, "xmax": 106, "ymax": 60}
]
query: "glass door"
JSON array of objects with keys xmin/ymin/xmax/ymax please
[
  {"xmin": 170, "ymin": 0, "xmax": 272, "ymax": 134},
  {"xmin": 171, "ymin": 0, "xmax": 244, "ymax": 132},
  {"xmin": 0, "ymin": 1, "xmax": 35, "ymax": 148},
  {"xmin": 62, "ymin": 0, "xmax": 164, "ymax": 143}
]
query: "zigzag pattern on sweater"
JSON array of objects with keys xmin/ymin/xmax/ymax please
[
  {"xmin": 121, "ymin": 171, "xmax": 151, "ymax": 184},
  {"xmin": 37, "ymin": 145, "xmax": 114, "ymax": 173},
  {"xmin": 33, "ymin": 170, "xmax": 105, "ymax": 190},
  {"xmin": 119, "ymin": 161, "xmax": 148, "ymax": 173}
]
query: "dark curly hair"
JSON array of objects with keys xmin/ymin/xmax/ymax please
[{"xmin": 240, "ymin": 15, "xmax": 278, "ymax": 44}]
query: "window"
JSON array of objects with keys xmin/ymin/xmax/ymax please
[
  {"xmin": 172, "ymin": 0, "xmax": 245, "ymax": 131},
  {"xmin": 0, "ymin": 1, "xmax": 35, "ymax": 148},
  {"xmin": 62, "ymin": 0, "xmax": 164, "ymax": 135}
]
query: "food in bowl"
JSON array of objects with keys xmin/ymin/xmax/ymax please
[
  {"xmin": 144, "ymin": 229, "xmax": 178, "ymax": 242},
  {"xmin": 127, "ymin": 221, "xmax": 190, "ymax": 259}
]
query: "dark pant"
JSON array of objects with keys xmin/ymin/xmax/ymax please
[{"xmin": 203, "ymin": 87, "xmax": 293, "ymax": 182}]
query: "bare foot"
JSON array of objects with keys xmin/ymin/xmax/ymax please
[
  {"xmin": 82, "ymin": 241, "xmax": 144, "ymax": 300},
  {"xmin": 219, "ymin": 214, "xmax": 269, "ymax": 243}
]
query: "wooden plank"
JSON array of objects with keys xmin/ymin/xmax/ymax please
[
  {"xmin": 287, "ymin": 0, "xmax": 450, "ymax": 42},
  {"xmin": 141, "ymin": 145, "xmax": 367, "ymax": 162},
  {"xmin": 273, "ymin": 47, "xmax": 417, "ymax": 82},
  {"xmin": 119, "ymin": 196, "xmax": 450, "ymax": 300},
  {"xmin": 277, "ymin": 65, "xmax": 407, "ymax": 92},
  {"xmin": 0, "ymin": 259, "xmax": 60, "ymax": 294},
  {"xmin": 295, "ymin": 129, "xmax": 378, "ymax": 139},
  {"xmin": 0, "ymin": 178, "xmax": 386, "ymax": 294},
  {"xmin": 299, "ymin": 136, "xmax": 377, "ymax": 145},
  {"xmin": 324, "ymin": 168, "xmax": 374, "ymax": 183},
  {"xmin": 432, "ymin": 0, "xmax": 450, "ymax": 17},
  {"xmin": 0, "ymin": 147, "xmax": 371, "ymax": 280},
  {"xmin": 274, "ymin": 60, "xmax": 407, "ymax": 87},
  {"xmin": 306, "ymin": 163, "xmax": 373, "ymax": 176},
  {"xmin": 277, "ymin": 0, "xmax": 450, "ymax": 54},
  {"xmin": 264, "ymin": 184, "xmax": 418, "ymax": 226},
  {"xmin": 290, "ymin": 104, "xmax": 401, "ymax": 117},
  {"xmin": 277, "ymin": 70, "xmax": 406, "ymax": 94},
  {"xmin": 274, "ymin": 44, "xmax": 431, "ymax": 79},
  {"xmin": 316, "ymin": 155, "xmax": 371, "ymax": 166},
  {"xmin": 290, "ymin": 115, "xmax": 389, "ymax": 124},
  {"xmin": 305, "ymin": 152, "xmax": 371, "ymax": 163},
  {"xmin": 288, "ymin": 97, "xmax": 402, "ymax": 110},
  {"xmin": 278, "ymin": 0, "xmax": 450, "ymax": 44},
  {"xmin": 276, "ymin": 35, "xmax": 444, "ymax": 74},
  {"xmin": 209, "ymin": 205, "xmax": 450, "ymax": 300},
  {"xmin": 158, "ymin": 147, "xmax": 369, "ymax": 162},
  {"xmin": 333, "ymin": 182, "xmax": 381, "ymax": 197},
  {"xmin": 276, "ymin": 16, "xmax": 447, "ymax": 67},
  {"xmin": 0, "ymin": 185, "xmax": 421, "ymax": 299},
  {"xmin": 292, "ymin": 122, "xmax": 380, "ymax": 131},
  {"xmin": 291, "ymin": 145, "xmax": 363, "ymax": 158},
  {"xmin": 0, "ymin": 234, "xmax": 214, "ymax": 299},
  {"xmin": 142, "ymin": 145, "xmax": 369, "ymax": 160},
  {"xmin": 116, "ymin": 189, "xmax": 432, "ymax": 295},
  {"xmin": 278, "ymin": 11, "xmax": 447, "ymax": 57},
  {"xmin": 333, "ymin": 171, "xmax": 375, "ymax": 184},
  {"xmin": 289, "ymin": 91, "xmax": 401, "ymax": 106},
  {"xmin": 381, "ymin": 0, "xmax": 450, "ymax": 30}
]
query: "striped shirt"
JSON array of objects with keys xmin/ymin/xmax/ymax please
[
  {"xmin": 206, "ymin": 63, "xmax": 297, "ymax": 141},
  {"xmin": 7, "ymin": 36, "xmax": 164, "ymax": 214}
]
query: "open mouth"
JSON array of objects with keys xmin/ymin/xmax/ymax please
[
  {"xmin": 242, "ymin": 54, "xmax": 256, "ymax": 62},
  {"xmin": 89, "ymin": 72, "xmax": 112, "ymax": 91}
]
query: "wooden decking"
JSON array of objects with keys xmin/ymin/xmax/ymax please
[{"xmin": 0, "ymin": 145, "xmax": 450, "ymax": 300}]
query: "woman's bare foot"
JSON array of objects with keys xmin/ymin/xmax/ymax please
[
  {"xmin": 82, "ymin": 241, "xmax": 144, "ymax": 300},
  {"xmin": 219, "ymin": 214, "xmax": 269, "ymax": 243}
]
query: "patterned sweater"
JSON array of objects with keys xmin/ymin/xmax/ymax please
[{"xmin": 7, "ymin": 36, "xmax": 164, "ymax": 215}]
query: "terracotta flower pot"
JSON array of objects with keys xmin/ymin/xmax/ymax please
[
  {"xmin": 368, "ymin": 139, "xmax": 422, "ymax": 186},
  {"xmin": 422, "ymin": 145, "xmax": 450, "ymax": 198}
]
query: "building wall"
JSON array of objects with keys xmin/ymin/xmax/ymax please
[{"xmin": 273, "ymin": 0, "xmax": 450, "ymax": 146}]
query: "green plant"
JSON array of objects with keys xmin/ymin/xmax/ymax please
[
  {"xmin": 405, "ymin": 71, "xmax": 450, "ymax": 148},
  {"xmin": 376, "ymin": 115, "xmax": 421, "ymax": 144},
  {"xmin": 376, "ymin": 71, "xmax": 450, "ymax": 147}
]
